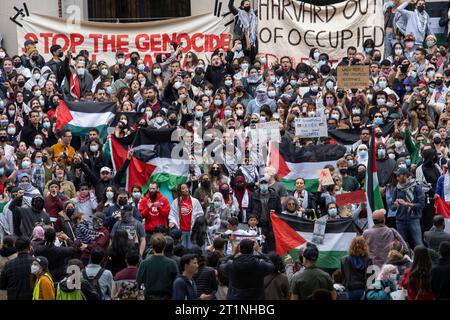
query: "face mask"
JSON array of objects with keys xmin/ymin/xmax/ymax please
[
  {"xmin": 117, "ymin": 58, "xmax": 125, "ymax": 65},
  {"xmin": 382, "ymin": 111, "xmax": 389, "ymax": 118},
  {"xmin": 35, "ymin": 157, "xmax": 43, "ymax": 165},
  {"xmin": 290, "ymin": 80, "xmax": 297, "ymax": 87},
  {"xmin": 204, "ymin": 90, "xmax": 213, "ymax": 96},
  {"xmin": 376, "ymin": 98, "xmax": 386, "ymax": 106},
  {"xmin": 106, "ymin": 86, "xmax": 113, "ymax": 95},
  {"xmin": 395, "ymin": 141, "xmax": 403, "ymax": 148},
  {"xmin": 173, "ymin": 81, "xmax": 182, "ymax": 90},
  {"xmin": 100, "ymin": 69, "xmax": 108, "ymax": 76},
  {"xmin": 33, "ymin": 73, "xmax": 41, "ymax": 81},
  {"xmin": 169, "ymin": 118, "xmax": 177, "ymax": 125},
  {"xmin": 317, "ymin": 60, "xmax": 325, "ymax": 69},
  {"xmin": 34, "ymin": 138, "xmax": 43, "ymax": 147},
  {"xmin": 405, "ymin": 159, "xmax": 411, "ymax": 166},
  {"xmin": 365, "ymin": 47, "xmax": 373, "ymax": 54},
  {"xmin": 389, "ymin": 274, "xmax": 397, "ymax": 282},
  {"xmin": 76, "ymin": 68, "xmax": 85, "ymax": 76},
  {"xmin": 195, "ymin": 111, "xmax": 203, "ymax": 119},
  {"xmin": 214, "ymin": 200, "xmax": 222, "ymax": 208},
  {"xmin": 352, "ymin": 108, "xmax": 361, "ymax": 115},
  {"xmin": 310, "ymin": 85, "xmax": 319, "ymax": 93},
  {"xmin": 0, "ymin": 120, "xmax": 8, "ymax": 127},
  {"xmin": 241, "ymin": 63, "xmax": 249, "ymax": 71},
  {"xmin": 146, "ymin": 111, "xmax": 153, "ymax": 120},
  {"xmin": 260, "ymin": 57, "xmax": 267, "ymax": 65},
  {"xmin": 106, "ymin": 191, "xmax": 114, "ymax": 200},
  {"xmin": 374, "ymin": 117, "xmax": 383, "ymax": 125},
  {"xmin": 197, "ymin": 65, "xmax": 205, "ymax": 72},
  {"xmin": 434, "ymin": 137, "xmax": 442, "ymax": 144},
  {"xmin": 214, "ymin": 99, "xmax": 222, "ymax": 107},
  {"xmin": 268, "ymin": 90, "xmax": 276, "ymax": 98},
  {"xmin": 22, "ymin": 160, "xmax": 31, "ymax": 169},
  {"xmin": 31, "ymin": 265, "xmax": 40, "ymax": 275},
  {"xmin": 406, "ymin": 42, "xmax": 414, "ymax": 49},
  {"xmin": 378, "ymin": 81, "xmax": 387, "ymax": 89},
  {"xmin": 395, "ymin": 48, "xmax": 403, "ymax": 55},
  {"xmin": 331, "ymin": 114, "xmax": 340, "ymax": 121},
  {"xmin": 326, "ymin": 81, "xmax": 334, "ymax": 90},
  {"xmin": 436, "ymin": 79, "xmax": 443, "ymax": 86},
  {"xmin": 399, "ymin": 164, "xmax": 407, "ymax": 169},
  {"xmin": 137, "ymin": 64, "xmax": 145, "ymax": 71},
  {"xmin": 0, "ymin": 168, "xmax": 4, "ymax": 176},
  {"xmin": 132, "ymin": 192, "xmax": 141, "ymax": 199},
  {"xmin": 224, "ymin": 110, "xmax": 232, "ymax": 118},
  {"xmin": 225, "ymin": 80, "xmax": 233, "ymax": 86},
  {"xmin": 118, "ymin": 198, "xmax": 128, "ymax": 206},
  {"xmin": 125, "ymin": 73, "xmax": 133, "ymax": 80},
  {"xmin": 260, "ymin": 116, "xmax": 266, "ymax": 122},
  {"xmin": 417, "ymin": 5, "xmax": 425, "ymax": 12},
  {"xmin": 410, "ymin": 71, "xmax": 417, "ymax": 78},
  {"xmin": 377, "ymin": 149, "xmax": 386, "ymax": 158},
  {"xmin": 386, "ymin": 101, "xmax": 395, "ymax": 107},
  {"xmin": 90, "ymin": 144, "xmax": 99, "ymax": 153},
  {"xmin": 359, "ymin": 150, "xmax": 368, "ymax": 158},
  {"xmin": 260, "ymin": 184, "xmax": 269, "ymax": 192},
  {"xmin": 41, "ymin": 121, "xmax": 51, "ymax": 130},
  {"xmin": 34, "ymin": 90, "xmax": 42, "ymax": 97},
  {"xmin": 6, "ymin": 109, "xmax": 16, "ymax": 118},
  {"xmin": 313, "ymin": 51, "xmax": 320, "ymax": 61},
  {"xmin": 326, "ymin": 98, "xmax": 334, "ymax": 106},
  {"xmin": 347, "ymin": 160, "xmax": 354, "ymax": 167},
  {"xmin": 155, "ymin": 116, "xmax": 164, "ymax": 124},
  {"xmin": 388, "ymin": 153, "xmax": 396, "ymax": 160},
  {"xmin": 7, "ymin": 128, "xmax": 15, "ymax": 135},
  {"xmin": 328, "ymin": 208, "xmax": 337, "ymax": 217},
  {"xmin": 308, "ymin": 111, "xmax": 316, "ymax": 117},
  {"xmin": 269, "ymin": 75, "xmax": 276, "ymax": 83}
]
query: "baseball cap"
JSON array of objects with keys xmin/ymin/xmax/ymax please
[
  {"xmin": 303, "ymin": 243, "xmax": 319, "ymax": 261},
  {"xmin": 24, "ymin": 39, "xmax": 37, "ymax": 47},
  {"xmin": 34, "ymin": 256, "xmax": 49, "ymax": 271},
  {"xmin": 100, "ymin": 167, "xmax": 112, "ymax": 174}
]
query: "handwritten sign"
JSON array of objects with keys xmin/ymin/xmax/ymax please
[
  {"xmin": 318, "ymin": 168, "xmax": 334, "ymax": 186},
  {"xmin": 252, "ymin": 121, "xmax": 280, "ymax": 144},
  {"xmin": 337, "ymin": 65, "xmax": 370, "ymax": 89},
  {"xmin": 295, "ymin": 116, "xmax": 328, "ymax": 138}
]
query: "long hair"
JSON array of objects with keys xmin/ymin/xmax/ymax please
[
  {"xmin": 409, "ymin": 246, "xmax": 432, "ymax": 293},
  {"xmin": 348, "ymin": 236, "xmax": 369, "ymax": 257},
  {"xmin": 110, "ymin": 229, "xmax": 133, "ymax": 258},
  {"xmin": 267, "ymin": 252, "xmax": 285, "ymax": 274},
  {"xmin": 190, "ymin": 216, "xmax": 208, "ymax": 248}
]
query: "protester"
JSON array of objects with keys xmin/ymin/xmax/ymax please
[
  {"xmin": 431, "ymin": 241, "xmax": 450, "ymax": 299},
  {"xmin": 30, "ymin": 256, "xmax": 55, "ymax": 300}
]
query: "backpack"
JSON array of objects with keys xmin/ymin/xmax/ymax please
[
  {"xmin": 114, "ymin": 280, "xmax": 144, "ymax": 300},
  {"xmin": 118, "ymin": 220, "xmax": 139, "ymax": 243},
  {"xmin": 82, "ymin": 268, "xmax": 105, "ymax": 300}
]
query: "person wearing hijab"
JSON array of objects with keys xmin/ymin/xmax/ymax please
[
  {"xmin": 375, "ymin": 142, "xmax": 397, "ymax": 188},
  {"xmin": 231, "ymin": 175, "xmax": 251, "ymax": 223},
  {"xmin": 30, "ymin": 225, "xmax": 45, "ymax": 252},
  {"xmin": 246, "ymin": 86, "xmax": 276, "ymax": 115},
  {"xmin": 207, "ymin": 192, "xmax": 231, "ymax": 234},
  {"xmin": 416, "ymin": 148, "xmax": 442, "ymax": 232}
]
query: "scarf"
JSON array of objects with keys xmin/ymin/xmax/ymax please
[
  {"xmin": 77, "ymin": 191, "xmax": 90, "ymax": 204},
  {"xmin": 397, "ymin": 178, "xmax": 416, "ymax": 204},
  {"xmin": 414, "ymin": 9, "xmax": 428, "ymax": 35},
  {"xmin": 237, "ymin": 9, "xmax": 257, "ymax": 46},
  {"xmin": 233, "ymin": 177, "xmax": 250, "ymax": 210},
  {"xmin": 255, "ymin": 92, "xmax": 270, "ymax": 107}
]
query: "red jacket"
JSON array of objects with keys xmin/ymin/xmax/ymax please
[
  {"xmin": 139, "ymin": 191, "xmax": 170, "ymax": 232},
  {"xmin": 400, "ymin": 268, "xmax": 435, "ymax": 300}
]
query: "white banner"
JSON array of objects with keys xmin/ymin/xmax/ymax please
[
  {"xmin": 295, "ymin": 116, "xmax": 328, "ymax": 138},
  {"xmin": 16, "ymin": 12, "xmax": 232, "ymax": 66},
  {"xmin": 258, "ymin": 0, "xmax": 385, "ymax": 63},
  {"xmin": 251, "ymin": 121, "xmax": 281, "ymax": 144}
]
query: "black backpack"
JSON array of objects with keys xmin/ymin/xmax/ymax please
[{"xmin": 82, "ymin": 268, "xmax": 105, "ymax": 300}]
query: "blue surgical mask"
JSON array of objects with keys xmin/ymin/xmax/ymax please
[
  {"xmin": 153, "ymin": 68, "xmax": 162, "ymax": 76},
  {"xmin": 77, "ymin": 68, "xmax": 85, "ymax": 76},
  {"xmin": 347, "ymin": 160, "xmax": 354, "ymax": 167},
  {"xmin": 313, "ymin": 52, "xmax": 320, "ymax": 61},
  {"xmin": 224, "ymin": 110, "xmax": 232, "ymax": 118},
  {"xmin": 326, "ymin": 81, "xmax": 334, "ymax": 89},
  {"xmin": 125, "ymin": 73, "xmax": 134, "ymax": 80},
  {"xmin": 378, "ymin": 81, "xmax": 387, "ymax": 89},
  {"xmin": 132, "ymin": 192, "xmax": 141, "ymax": 199},
  {"xmin": 0, "ymin": 120, "xmax": 8, "ymax": 127},
  {"xmin": 214, "ymin": 99, "xmax": 222, "ymax": 107},
  {"xmin": 0, "ymin": 168, "xmax": 4, "ymax": 176},
  {"xmin": 43, "ymin": 122, "xmax": 51, "ymax": 129},
  {"xmin": 260, "ymin": 184, "xmax": 269, "ymax": 192},
  {"xmin": 405, "ymin": 159, "xmax": 411, "ymax": 166},
  {"xmin": 225, "ymin": 80, "xmax": 233, "ymax": 86},
  {"xmin": 290, "ymin": 80, "xmax": 297, "ymax": 86},
  {"xmin": 359, "ymin": 150, "xmax": 368, "ymax": 158},
  {"xmin": 268, "ymin": 90, "xmax": 276, "ymax": 98},
  {"xmin": 374, "ymin": 117, "xmax": 383, "ymax": 125},
  {"xmin": 378, "ymin": 149, "xmax": 386, "ymax": 158},
  {"xmin": 410, "ymin": 71, "xmax": 417, "ymax": 78},
  {"xmin": 236, "ymin": 44, "xmax": 243, "ymax": 51},
  {"xmin": 399, "ymin": 164, "xmax": 407, "ymax": 169},
  {"xmin": 195, "ymin": 111, "xmax": 204, "ymax": 119},
  {"xmin": 328, "ymin": 208, "xmax": 337, "ymax": 216},
  {"xmin": 241, "ymin": 63, "xmax": 249, "ymax": 71}
]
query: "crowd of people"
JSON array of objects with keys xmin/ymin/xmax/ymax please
[{"xmin": 0, "ymin": 0, "xmax": 450, "ymax": 300}]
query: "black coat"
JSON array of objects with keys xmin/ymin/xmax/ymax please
[
  {"xmin": 205, "ymin": 63, "xmax": 234, "ymax": 91},
  {"xmin": 0, "ymin": 252, "xmax": 34, "ymax": 300},
  {"xmin": 247, "ymin": 189, "xmax": 282, "ymax": 228},
  {"xmin": 219, "ymin": 254, "xmax": 274, "ymax": 300},
  {"xmin": 439, "ymin": 9, "xmax": 450, "ymax": 43},
  {"xmin": 431, "ymin": 258, "xmax": 450, "ymax": 300},
  {"xmin": 340, "ymin": 255, "xmax": 372, "ymax": 291}
]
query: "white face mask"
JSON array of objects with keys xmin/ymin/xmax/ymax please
[
  {"xmin": 101, "ymin": 69, "xmax": 108, "ymax": 76},
  {"xmin": 33, "ymin": 73, "xmax": 41, "ymax": 81},
  {"xmin": 31, "ymin": 264, "xmax": 40, "ymax": 275},
  {"xmin": 117, "ymin": 58, "xmax": 125, "ymax": 65},
  {"xmin": 156, "ymin": 116, "xmax": 164, "ymax": 124}
]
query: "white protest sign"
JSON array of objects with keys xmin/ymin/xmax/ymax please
[
  {"xmin": 251, "ymin": 121, "xmax": 281, "ymax": 144},
  {"xmin": 295, "ymin": 116, "xmax": 328, "ymax": 138},
  {"xmin": 258, "ymin": 0, "xmax": 385, "ymax": 62}
]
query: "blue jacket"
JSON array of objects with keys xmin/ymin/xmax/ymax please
[
  {"xmin": 172, "ymin": 275, "xmax": 197, "ymax": 300},
  {"xmin": 391, "ymin": 183, "xmax": 425, "ymax": 221}
]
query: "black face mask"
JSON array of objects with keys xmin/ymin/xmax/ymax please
[
  {"xmin": 0, "ymin": 136, "xmax": 7, "ymax": 143},
  {"xmin": 445, "ymin": 70, "xmax": 450, "ymax": 77},
  {"xmin": 31, "ymin": 55, "xmax": 39, "ymax": 61},
  {"xmin": 434, "ymin": 137, "xmax": 442, "ymax": 144},
  {"xmin": 400, "ymin": 64, "xmax": 409, "ymax": 73},
  {"xmin": 417, "ymin": 5, "xmax": 425, "ymax": 12},
  {"xmin": 17, "ymin": 81, "xmax": 25, "ymax": 87},
  {"xmin": 375, "ymin": 131, "xmax": 382, "ymax": 138},
  {"xmin": 32, "ymin": 199, "xmax": 44, "ymax": 211},
  {"xmin": 90, "ymin": 69, "xmax": 99, "ymax": 78},
  {"xmin": 436, "ymin": 79, "xmax": 444, "ymax": 86},
  {"xmin": 244, "ymin": 6, "xmax": 251, "ymax": 12},
  {"xmin": 339, "ymin": 168, "xmax": 348, "ymax": 175},
  {"xmin": 73, "ymin": 163, "xmax": 81, "ymax": 169},
  {"xmin": 202, "ymin": 181, "xmax": 210, "ymax": 189},
  {"xmin": 337, "ymin": 92, "xmax": 345, "ymax": 99},
  {"xmin": 14, "ymin": 61, "xmax": 22, "ymax": 68},
  {"xmin": 169, "ymin": 118, "xmax": 177, "ymax": 125},
  {"xmin": 149, "ymin": 191, "xmax": 157, "ymax": 199},
  {"xmin": 357, "ymin": 171, "xmax": 366, "ymax": 180},
  {"xmin": 58, "ymin": 52, "xmax": 64, "ymax": 58},
  {"xmin": 66, "ymin": 208, "xmax": 75, "ymax": 217},
  {"xmin": 42, "ymin": 156, "xmax": 48, "ymax": 163},
  {"xmin": 353, "ymin": 123, "xmax": 361, "ymax": 129},
  {"xmin": 118, "ymin": 198, "xmax": 128, "ymax": 206},
  {"xmin": 130, "ymin": 58, "xmax": 138, "ymax": 65},
  {"xmin": 212, "ymin": 169, "xmax": 220, "ymax": 176}
]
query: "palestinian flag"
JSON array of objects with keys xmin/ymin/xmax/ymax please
[
  {"xmin": 108, "ymin": 128, "xmax": 192, "ymax": 194},
  {"xmin": 365, "ymin": 128, "xmax": 384, "ymax": 228},
  {"xmin": 55, "ymin": 101, "xmax": 116, "ymax": 137},
  {"xmin": 433, "ymin": 196, "xmax": 450, "ymax": 234},
  {"xmin": 271, "ymin": 213, "xmax": 358, "ymax": 269},
  {"xmin": 267, "ymin": 139, "xmax": 346, "ymax": 192}
]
